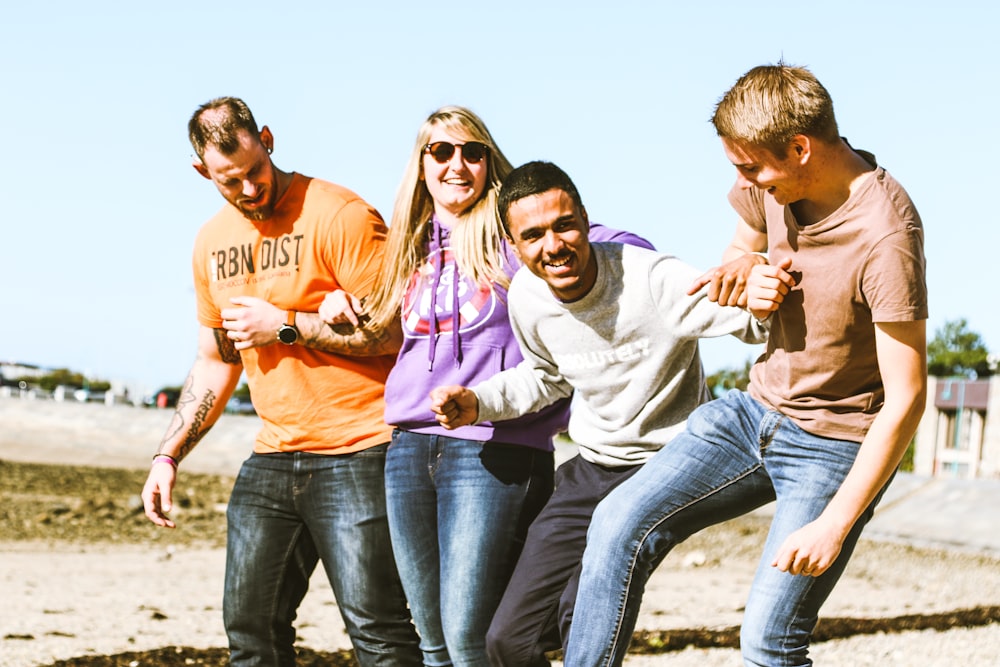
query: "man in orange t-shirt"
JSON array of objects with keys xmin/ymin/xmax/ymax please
[{"xmin": 140, "ymin": 97, "xmax": 420, "ymax": 666}]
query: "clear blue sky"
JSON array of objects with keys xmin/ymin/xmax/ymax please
[{"xmin": 2, "ymin": 1, "xmax": 997, "ymax": 394}]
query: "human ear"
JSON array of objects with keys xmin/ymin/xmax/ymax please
[
  {"xmin": 259, "ymin": 126, "xmax": 274, "ymax": 154},
  {"xmin": 504, "ymin": 221, "xmax": 523, "ymax": 259},
  {"xmin": 790, "ymin": 135, "xmax": 811, "ymax": 164},
  {"xmin": 192, "ymin": 160, "xmax": 211, "ymax": 180}
]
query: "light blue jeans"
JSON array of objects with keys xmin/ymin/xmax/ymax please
[
  {"xmin": 565, "ymin": 390, "xmax": 886, "ymax": 667},
  {"xmin": 224, "ymin": 448, "xmax": 421, "ymax": 667},
  {"xmin": 385, "ymin": 429, "xmax": 554, "ymax": 667}
]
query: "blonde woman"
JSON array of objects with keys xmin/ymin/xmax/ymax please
[{"xmin": 322, "ymin": 106, "xmax": 651, "ymax": 666}]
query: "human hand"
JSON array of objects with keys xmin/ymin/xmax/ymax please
[
  {"xmin": 429, "ymin": 385, "xmax": 480, "ymax": 428},
  {"xmin": 771, "ymin": 517, "xmax": 847, "ymax": 577},
  {"xmin": 687, "ymin": 253, "xmax": 767, "ymax": 307},
  {"xmin": 221, "ymin": 296, "xmax": 285, "ymax": 350},
  {"xmin": 141, "ymin": 461, "xmax": 178, "ymax": 529},
  {"xmin": 319, "ymin": 289, "xmax": 364, "ymax": 327},
  {"xmin": 746, "ymin": 257, "xmax": 795, "ymax": 320}
]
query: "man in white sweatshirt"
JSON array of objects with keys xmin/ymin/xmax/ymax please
[{"xmin": 430, "ymin": 160, "xmax": 767, "ymax": 666}]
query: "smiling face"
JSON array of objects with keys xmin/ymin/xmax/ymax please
[
  {"xmin": 196, "ymin": 128, "xmax": 277, "ymax": 221},
  {"xmin": 506, "ymin": 188, "xmax": 596, "ymax": 302},
  {"xmin": 421, "ymin": 125, "xmax": 490, "ymax": 225},
  {"xmin": 722, "ymin": 137, "xmax": 808, "ymax": 206}
]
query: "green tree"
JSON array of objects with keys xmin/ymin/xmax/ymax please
[
  {"xmin": 30, "ymin": 368, "xmax": 86, "ymax": 391},
  {"xmin": 16, "ymin": 368, "xmax": 112, "ymax": 393},
  {"xmin": 233, "ymin": 382, "xmax": 252, "ymax": 401},
  {"xmin": 927, "ymin": 318, "xmax": 991, "ymax": 377},
  {"xmin": 706, "ymin": 360, "xmax": 753, "ymax": 397}
]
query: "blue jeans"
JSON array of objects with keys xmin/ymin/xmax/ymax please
[
  {"xmin": 565, "ymin": 391, "xmax": 885, "ymax": 667},
  {"xmin": 224, "ymin": 448, "xmax": 421, "ymax": 667},
  {"xmin": 385, "ymin": 429, "xmax": 554, "ymax": 667}
]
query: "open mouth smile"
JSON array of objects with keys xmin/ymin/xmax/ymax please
[{"xmin": 544, "ymin": 254, "xmax": 574, "ymax": 271}]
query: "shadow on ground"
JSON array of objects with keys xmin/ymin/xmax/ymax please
[{"xmin": 32, "ymin": 606, "xmax": 1000, "ymax": 665}]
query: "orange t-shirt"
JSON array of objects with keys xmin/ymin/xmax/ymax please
[{"xmin": 192, "ymin": 174, "xmax": 394, "ymax": 454}]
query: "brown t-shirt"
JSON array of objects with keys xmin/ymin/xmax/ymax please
[{"xmin": 730, "ymin": 160, "xmax": 927, "ymax": 442}]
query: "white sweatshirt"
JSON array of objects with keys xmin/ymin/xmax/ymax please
[{"xmin": 474, "ymin": 243, "xmax": 768, "ymax": 466}]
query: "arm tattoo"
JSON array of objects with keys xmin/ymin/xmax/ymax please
[
  {"xmin": 157, "ymin": 376, "xmax": 219, "ymax": 462},
  {"xmin": 176, "ymin": 387, "xmax": 217, "ymax": 460},
  {"xmin": 155, "ymin": 332, "xmax": 237, "ymax": 461},
  {"xmin": 297, "ymin": 313, "xmax": 396, "ymax": 356},
  {"xmin": 213, "ymin": 328, "xmax": 242, "ymax": 364}
]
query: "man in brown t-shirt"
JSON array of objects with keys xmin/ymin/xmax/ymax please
[{"xmin": 565, "ymin": 63, "xmax": 927, "ymax": 667}]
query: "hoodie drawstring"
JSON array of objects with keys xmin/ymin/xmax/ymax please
[
  {"xmin": 427, "ymin": 219, "xmax": 442, "ymax": 371},
  {"xmin": 426, "ymin": 216, "xmax": 463, "ymax": 371},
  {"xmin": 450, "ymin": 266, "xmax": 462, "ymax": 367}
]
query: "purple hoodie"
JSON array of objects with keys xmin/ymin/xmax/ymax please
[{"xmin": 383, "ymin": 216, "xmax": 654, "ymax": 450}]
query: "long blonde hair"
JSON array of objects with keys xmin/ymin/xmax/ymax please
[{"xmin": 367, "ymin": 106, "xmax": 514, "ymax": 331}]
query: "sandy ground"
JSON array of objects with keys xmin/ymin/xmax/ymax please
[
  {"xmin": 2, "ymin": 397, "xmax": 999, "ymax": 666},
  {"xmin": 4, "ymin": 535, "xmax": 999, "ymax": 666}
]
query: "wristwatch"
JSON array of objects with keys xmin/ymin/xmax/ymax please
[{"xmin": 277, "ymin": 310, "xmax": 299, "ymax": 345}]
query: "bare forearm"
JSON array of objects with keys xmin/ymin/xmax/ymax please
[
  {"xmin": 722, "ymin": 244, "xmax": 755, "ymax": 263},
  {"xmin": 770, "ymin": 321, "xmax": 925, "ymax": 577},
  {"xmin": 817, "ymin": 318, "xmax": 926, "ymax": 540},
  {"xmin": 823, "ymin": 404, "xmax": 923, "ymax": 530},
  {"xmin": 295, "ymin": 311, "xmax": 403, "ymax": 357},
  {"xmin": 820, "ymin": 321, "xmax": 928, "ymax": 535},
  {"xmin": 722, "ymin": 219, "xmax": 768, "ymax": 262},
  {"xmin": 156, "ymin": 332, "xmax": 243, "ymax": 463}
]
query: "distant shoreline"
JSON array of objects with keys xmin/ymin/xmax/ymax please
[{"xmin": 0, "ymin": 395, "xmax": 260, "ymax": 476}]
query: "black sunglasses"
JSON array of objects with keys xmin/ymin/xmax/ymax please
[{"xmin": 424, "ymin": 141, "xmax": 489, "ymax": 164}]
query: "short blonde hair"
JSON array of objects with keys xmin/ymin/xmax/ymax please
[
  {"xmin": 711, "ymin": 63, "xmax": 839, "ymax": 155},
  {"xmin": 366, "ymin": 106, "xmax": 514, "ymax": 332}
]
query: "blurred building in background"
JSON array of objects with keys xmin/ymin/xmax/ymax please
[{"xmin": 913, "ymin": 376, "xmax": 1000, "ymax": 479}]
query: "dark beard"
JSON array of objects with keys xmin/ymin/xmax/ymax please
[{"xmin": 238, "ymin": 201, "xmax": 274, "ymax": 221}]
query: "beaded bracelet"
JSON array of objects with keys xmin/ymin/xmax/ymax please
[{"xmin": 152, "ymin": 453, "xmax": 178, "ymax": 469}]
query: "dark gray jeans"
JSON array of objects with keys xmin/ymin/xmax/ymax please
[
  {"xmin": 224, "ymin": 447, "xmax": 421, "ymax": 667},
  {"xmin": 485, "ymin": 454, "xmax": 642, "ymax": 666}
]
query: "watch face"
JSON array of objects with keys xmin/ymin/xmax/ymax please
[{"xmin": 277, "ymin": 324, "xmax": 298, "ymax": 345}]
